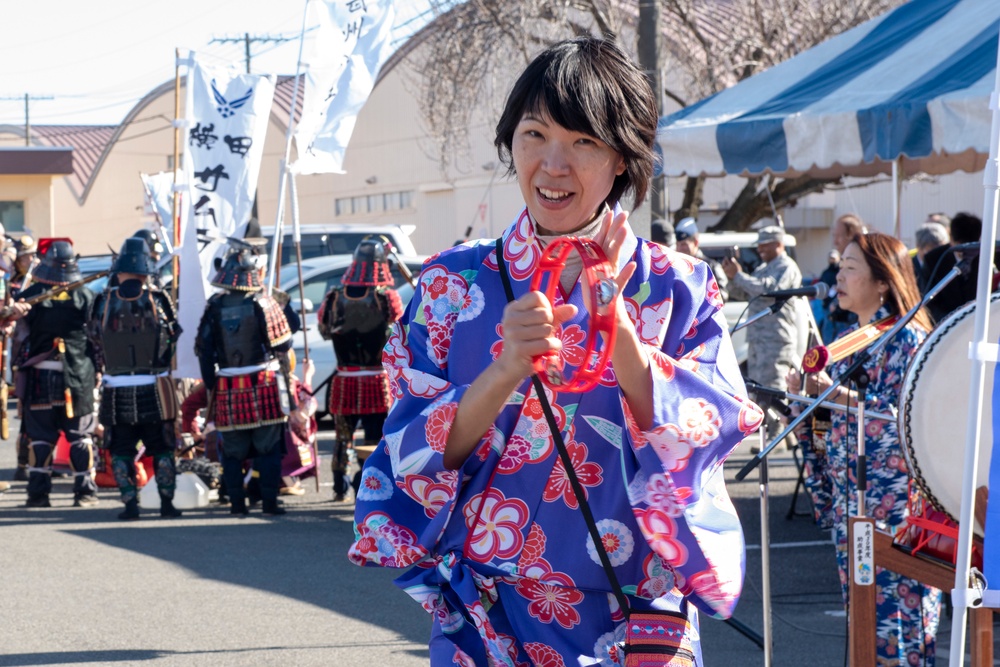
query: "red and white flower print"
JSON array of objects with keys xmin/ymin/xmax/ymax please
[
  {"xmin": 636, "ymin": 552, "xmax": 677, "ymax": 600},
  {"xmin": 735, "ymin": 395, "xmax": 765, "ymax": 435},
  {"xmin": 349, "ymin": 511, "xmax": 425, "ymax": 568},
  {"xmin": 517, "ymin": 522, "xmax": 547, "ymax": 571},
  {"xmin": 523, "ymin": 642, "xmax": 566, "ymax": 667},
  {"xmin": 685, "ymin": 568, "xmax": 739, "ymax": 614},
  {"xmin": 463, "ymin": 488, "xmax": 530, "ymax": 562},
  {"xmin": 637, "ymin": 299, "xmax": 671, "ymax": 346},
  {"xmin": 646, "ymin": 423, "xmax": 694, "ymax": 472},
  {"xmin": 556, "ymin": 323, "xmax": 587, "ymax": 368},
  {"xmin": 649, "ymin": 349, "xmax": 677, "ymax": 383},
  {"xmin": 425, "ymin": 311, "xmax": 457, "ymax": 368},
  {"xmin": 706, "ymin": 276, "xmax": 724, "ymax": 309},
  {"xmin": 543, "ymin": 440, "xmax": 603, "ymax": 509},
  {"xmin": 490, "ymin": 323, "xmax": 505, "ymax": 361},
  {"xmin": 668, "ymin": 252, "xmax": 696, "ymax": 276},
  {"xmin": 397, "ymin": 474, "xmax": 453, "ymax": 519},
  {"xmin": 515, "ymin": 571, "xmax": 584, "ymax": 629},
  {"xmin": 384, "ymin": 324, "xmax": 411, "ymax": 368},
  {"xmin": 401, "ymin": 369, "xmax": 448, "ymax": 399},
  {"xmin": 635, "ymin": 507, "xmax": 689, "ymax": 567},
  {"xmin": 425, "ymin": 402, "xmax": 458, "ymax": 453},
  {"xmin": 644, "ymin": 473, "xmax": 689, "ymax": 517},
  {"xmin": 677, "ymin": 397, "xmax": 721, "ymax": 447},
  {"xmin": 505, "ymin": 211, "xmax": 542, "ymax": 280},
  {"xmin": 498, "ymin": 434, "xmax": 533, "ymax": 474},
  {"xmin": 649, "ymin": 243, "xmax": 671, "ymax": 275}
]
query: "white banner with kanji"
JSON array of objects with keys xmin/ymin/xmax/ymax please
[
  {"xmin": 175, "ymin": 54, "xmax": 275, "ymax": 379},
  {"xmin": 294, "ymin": 0, "xmax": 395, "ymax": 175}
]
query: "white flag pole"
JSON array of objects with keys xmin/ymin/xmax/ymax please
[
  {"xmin": 266, "ymin": 0, "xmax": 311, "ymax": 294},
  {"xmin": 948, "ymin": 28, "xmax": 1000, "ymax": 667}
]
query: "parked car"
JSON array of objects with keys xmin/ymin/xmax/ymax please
[
  {"xmin": 262, "ymin": 222, "xmax": 418, "ymax": 267},
  {"xmin": 279, "ymin": 253, "xmax": 426, "ymax": 418}
]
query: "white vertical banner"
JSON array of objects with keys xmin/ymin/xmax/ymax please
[
  {"xmin": 294, "ymin": 0, "xmax": 395, "ymax": 175},
  {"xmin": 174, "ymin": 54, "xmax": 276, "ymax": 379}
]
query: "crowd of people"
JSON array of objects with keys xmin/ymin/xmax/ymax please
[{"xmin": 0, "ymin": 36, "xmax": 989, "ymax": 667}]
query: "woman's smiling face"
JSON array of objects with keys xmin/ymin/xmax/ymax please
[{"xmin": 511, "ymin": 110, "xmax": 625, "ymax": 235}]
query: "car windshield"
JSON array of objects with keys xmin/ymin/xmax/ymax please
[{"xmin": 269, "ymin": 233, "xmax": 396, "ymax": 266}]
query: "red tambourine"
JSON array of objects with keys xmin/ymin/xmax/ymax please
[{"xmin": 529, "ymin": 237, "xmax": 618, "ymax": 392}]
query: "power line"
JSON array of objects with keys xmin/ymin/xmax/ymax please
[
  {"xmin": 0, "ymin": 94, "xmax": 55, "ymax": 145},
  {"xmin": 210, "ymin": 32, "xmax": 299, "ymax": 74}
]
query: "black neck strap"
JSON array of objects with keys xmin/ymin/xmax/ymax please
[{"xmin": 495, "ymin": 238, "xmax": 631, "ymax": 616}]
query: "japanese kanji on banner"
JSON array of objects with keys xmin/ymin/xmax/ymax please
[
  {"xmin": 174, "ymin": 54, "xmax": 275, "ymax": 379},
  {"xmin": 294, "ymin": 0, "xmax": 395, "ymax": 175}
]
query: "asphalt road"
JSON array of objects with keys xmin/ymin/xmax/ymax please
[{"xmin": 0, "ymin": 416, "xmax": 992, "ymax": 666}]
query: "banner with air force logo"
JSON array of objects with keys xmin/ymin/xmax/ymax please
[
  {"xmin": 174, "ymin": 55, "xmax": 275, "ymax": 379},
  {"xmin": 294, "ymin": 0, "xmax": 395, "ymax": 175}
]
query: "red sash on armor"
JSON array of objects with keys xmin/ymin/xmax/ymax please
[
  {"xmin": 328, "ymin": 366, "xmax": 391, "ymax": 416},
  {"xmin": 258, "ymin": 295, "xmax": 292, "ymax": 348},
  {"xmin": 213, "ymin": 370, "xmax": 287, "ymax": 431}
]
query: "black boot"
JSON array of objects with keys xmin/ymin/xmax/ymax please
[
  {"xmin": 118, "ymin": 498, "xmax": 140, "ymax": 521},
  {"xmin": 262, "ymin": 499, "xmax": 286, "ymax": 516},
  {"xmin": 230, "ymin": 497, "xmax": 249, "ymax": 516},
  {"xmin": 159, "ymin": 498, "xmax": 183, "ymax": 518},
  {"xmin": 333, "ymin": 470, "xmax": 347, "ymax": 502}
]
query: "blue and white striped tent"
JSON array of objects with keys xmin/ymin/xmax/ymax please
[{"xmin": 657, "ymin": 0, "xmax": 1000, "ymax": 178}]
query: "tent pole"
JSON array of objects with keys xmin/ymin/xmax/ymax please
[
  {"xmin": 892, "ymin": 157, "xmax": 902, "ymax": 238},
  {"xmin": 948, "ymin": 28, "xmax": 1000, "ymax": 667}
]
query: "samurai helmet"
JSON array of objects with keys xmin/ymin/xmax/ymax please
[
  {"xmin": 13, "ymin": 233, "xmax": 37, "ymax": 257},
  {"xmin": 113, "ymin": 237, "xmax": 154, "ymax": 276},
  {"xmin": 33, "ymin": 240, "xmax": 82, "ymax": 286},
  {"xmin": 342, "ymin": 238, "xmax": 393, "ymax": 287},
  {"xmin": 211, "ymin": 237, "xmax": 268, "ymax": 292},
  {"xmin": 131, "ymin": 228, "xmax": 164, "ymax": 257}
]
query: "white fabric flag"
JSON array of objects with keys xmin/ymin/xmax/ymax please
[
  {"xmin": 140, "ymin": 171, "xmax": 185, "ymax": 256},
  {"xmin": 174, "ymin": 54, "xmax": 276, "ymax": 380},
  {"xmin": 294, "ymin": 0, "xmax": 396, "ymax": 175}
]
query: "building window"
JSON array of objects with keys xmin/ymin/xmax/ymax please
[
  {"xmin": 0, "ymin": 201, "xmax": 25, "ymax": 232},
  {"xmin": 335, "ymin": 190, "xmax": 414, "ymax": 217}
]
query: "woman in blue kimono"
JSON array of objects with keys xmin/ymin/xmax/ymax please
[
  {"xmin": 349, "ymin": 37, "xmax": 762, "ymax": 667},
  {"xmin": 788, "ymin": 232, "xmax": 940, "ymax": 666}
]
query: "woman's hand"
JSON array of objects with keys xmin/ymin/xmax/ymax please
[
  {"xmin": 592, "ymin": 209, "xmax": 637, "ymax": 317},
  {"xmin": 786, "ymin": 368, "xmax": 833, "ymax": 396},
  {"xmin": 495, "ymin": 291, "xmax": 577, "ymax": 384}
]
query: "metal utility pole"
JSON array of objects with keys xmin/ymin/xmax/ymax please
[
  {"xmin": 638, "ymin": 0, "xmax": 666, "ymax": 222},
  {"xmin": 0, "ymin": 93, "xmax": 54, "ymax": 145},
  {"xmin": 210, "ymin": 32, "xmax": 297, "ymax": 73}
]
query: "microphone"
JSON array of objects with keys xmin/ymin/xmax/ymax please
[
  {"xmin": 744, "ymin": 381, "xmax": 793, "ymax": 417},
  {"xmin": 762, "ymin": 282, "xmax": 829, "ymax": 300}
]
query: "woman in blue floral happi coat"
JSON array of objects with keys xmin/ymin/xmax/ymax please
[
  {"xmin": 789, "ymin": 232, "xmax": 940, "ymax": 666},
  {"xmin": 349, "ymin": 36, "xmax": 762, "ymax": 667}
]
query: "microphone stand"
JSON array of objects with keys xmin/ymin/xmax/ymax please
[{"xmin": 730, "ymin": 297, "xmax": 794, "ymax": 335}]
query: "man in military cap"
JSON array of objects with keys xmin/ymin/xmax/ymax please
[
  {"xmin": 15, "ymin": 240, "xmax": 100, "ymax": 508},
  {"xmin": 723, "ymin": 225, "xmax": 803, "ymax": 435},
  {"xmin": 195, "ymin": 237, "xmax": 293, "ymax": 516},
  {"xmin": 317, "ymin": 238, "xmax": 403, "ymax": 502},
  {"xmin": 89, "ymin": 237, "xmax": 182, "ymax": 520},
  {"xmin": 674, "ymin": 217, "xmax": 728, "ymax": 300}
]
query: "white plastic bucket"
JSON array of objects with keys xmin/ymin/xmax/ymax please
[{"xmin": 139, "ymin": 471, "xmax": 210, "ymax": 510}]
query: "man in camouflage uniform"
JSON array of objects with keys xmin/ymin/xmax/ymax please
[{"xmin": 723, "ymin": 224, "xmax": 803, "ymax": 403}]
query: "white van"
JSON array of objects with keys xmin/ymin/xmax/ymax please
[{"xmin": 262, "ymin": 222, "xmax": 418, "ymax": 266}]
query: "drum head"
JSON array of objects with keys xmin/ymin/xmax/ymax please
[{"xmin": 898, "ymin": 294, "xmax": 1000, "ymax": 536}]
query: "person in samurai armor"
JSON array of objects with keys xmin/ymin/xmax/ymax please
[
  {"xmin": 16, "ymin": 240, "xmax": 100, "ymax": 508},
  {"xmin": 89, "ymin": 237, "xmax": 182, "ymax": 520},
  {"xmin": 6, "ymin": 233, "xmax": 36, "ymax": 482},
  {"xmin": 195, "ymin": 237, "xmax": 293, "ymax": 516},
  {"xmin": 317, "ymin": 238, "xmax": 403, "ymax": 502}
]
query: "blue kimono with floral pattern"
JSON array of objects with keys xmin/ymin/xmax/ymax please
[
  {"xmin": 349, "ymin": 210, "xmax": 763, "ymax": 667},
  {"xmin": 802, "ymin": 306, "xmax": 941, "ymax": 666}
]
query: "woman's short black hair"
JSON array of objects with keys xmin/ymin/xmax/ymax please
[{"xmin": 494, "ymin": 36, "xmax": 658, "ymax": 209}]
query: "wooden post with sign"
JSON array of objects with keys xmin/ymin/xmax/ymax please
[{"xmin": 849, "ymin": 517, "xmax": 877, "ymax": 666}]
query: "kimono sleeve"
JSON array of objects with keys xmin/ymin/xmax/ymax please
[
  {"xmin": 349, "ymin": 251, "xmax": 495, "ymax": 570},
  {"xmin": 623, "ymin": 246, "xmax": 763, "ymax": 619}
]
